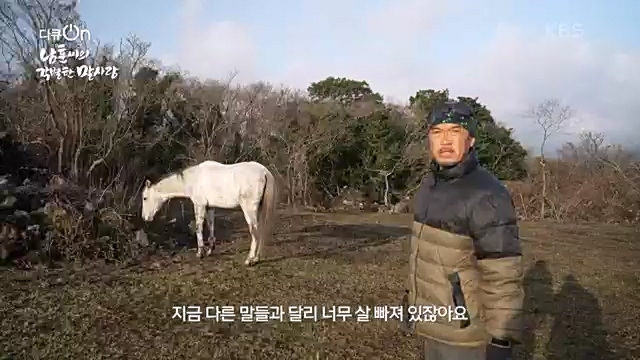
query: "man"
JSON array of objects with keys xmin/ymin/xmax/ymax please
[{"xmin": 405, "ymin": 101, "xmax": 524, "ymax": 360}]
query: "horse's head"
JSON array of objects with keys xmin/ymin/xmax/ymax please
[{"xmin": 141, "ymin": 179, "xmax": 162, "ymax": 222}]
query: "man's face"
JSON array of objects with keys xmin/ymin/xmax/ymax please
[{"xmin": 428, "ymin": 123, "xmax": 475, "ymax": 166}]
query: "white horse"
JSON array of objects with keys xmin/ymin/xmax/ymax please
[{"xmin": 140, "ymin": 160, "xmax": 277, "ymax": 266}]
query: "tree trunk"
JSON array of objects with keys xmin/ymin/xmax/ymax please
[
  {"xmin": 383, "ymin": 172, "xmax": 391, "ymax": 208},
  {"xmin": 540, "ymin": 157, "xmax": 546, "ymax": 219}
]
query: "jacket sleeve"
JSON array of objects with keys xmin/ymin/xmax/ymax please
[{"xmin": 469, "ymin": 189, "xmax": 525, "ymax": 344}]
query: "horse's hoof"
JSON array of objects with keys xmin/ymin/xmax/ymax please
[
  {"xmin": 244, "ymin": 258, "xmax": 258, "ymax": 266},
  {"xmin": 206, "ymin": 248, "xmax": 213, "ymax": 256}
]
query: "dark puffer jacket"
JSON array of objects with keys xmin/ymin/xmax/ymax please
[{"xmin": 406, "ymin": 150, "xmax": 524, "ymax": 347}]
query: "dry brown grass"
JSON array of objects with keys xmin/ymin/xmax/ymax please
[{"xmin": 0, "ymin": 212, "xmax": 638, "ymax": 360}]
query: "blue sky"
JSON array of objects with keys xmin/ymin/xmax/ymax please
[
  {"xmin": 78, "ymin": 0, "xmax": 640, "ymax": 149},
  {"xmin": 79, "ymin": 0, "xmax": 640, "ymax": 69}
]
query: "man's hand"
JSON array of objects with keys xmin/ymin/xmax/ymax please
[{"xmin": 486, "ymin": 338, "xmax": 513, "ymax": 360}]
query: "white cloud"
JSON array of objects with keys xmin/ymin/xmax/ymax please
[
  {"xmin": 168, "ymin": 0, "xmax": 257, "ymax": 83},
  {"xmin": 434, "ymin": 27, "xmax": 640, "ymax": 148},
  {"xmin": 171, "ymin": 0, "xmax": 640, "ymax": 149},
  {"xmin": 364, "ymin": 0, "xmax": 447, "ymax": 41}
]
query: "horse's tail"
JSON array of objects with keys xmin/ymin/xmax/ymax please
[{"xmin": 258, "ymin": 169, "xmax": 277, "ymax": 248}]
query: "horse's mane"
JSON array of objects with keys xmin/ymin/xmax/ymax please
[
  {"xmin": 153, "ymin": 168, "xmax": 186, "ymax": 185},
  {"xmin": 152, "ymin": 161, "xmax": 223, "ymax": 185}
]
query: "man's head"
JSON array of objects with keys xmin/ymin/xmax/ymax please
[{"xmin": 428, "ymin": 102, "xmax": 476, "ymax": 166}]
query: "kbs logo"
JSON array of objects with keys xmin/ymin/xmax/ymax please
[{"xmin": 545, "ymin": 23, "xmax": 584, "ymax": 39}]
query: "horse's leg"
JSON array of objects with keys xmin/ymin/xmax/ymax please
[
  {"xmin": 241, "ymin": 204, "xmax": 260, "ymax": 266},
  {"xmin": 206, "ymin": 207, "xmax": 216, "ymax": 256},
  {"xmin": 193, "ymin": 204, "xmax": 206, "ymax": 258}
]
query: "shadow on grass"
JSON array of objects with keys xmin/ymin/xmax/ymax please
[
  {"xmin": 261, "ymin": 222, "xmax": 410, "ymax": 264},
  {"xmin": 141, "ymin": 199, "xmax": 245, "ymax": 252},
  {"xmin": 519, "ymin": 260, "xmax": 553, "ymax": 360},
  {"xmin": 517, "ymin": 260, "xmax": 618, "ymax": 360},
  {"xmin": 544, "ymin": 274, "xmax": 617, "ymax": 360},
  {"xmin": 142, "ymin": 207, "xmax": 411, "ymax": 265}
]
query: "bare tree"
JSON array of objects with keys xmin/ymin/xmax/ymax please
[
  {"xmin": 0, "ymin": 0, "xmax": 81, "ymax": 76},
  {"xmin": 528, "ymin": 99, "xmax": 573, "ymax": 219},
  {"xmin": 365, "ymin": 166, "xmax": 396, "ymax": 209}
]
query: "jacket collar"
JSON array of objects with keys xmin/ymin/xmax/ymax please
[{"xmin": 431, "ymin": 149, "xmax": 479, "ymax": 181}]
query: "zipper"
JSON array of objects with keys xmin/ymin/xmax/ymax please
[{"xmin": 448, "ymin": 272, "xmax": 471, "ymax": 328}]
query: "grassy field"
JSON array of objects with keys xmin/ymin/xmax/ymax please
[{"xmin": 1, "ymin": 211, "xmax": 638, "ymax": 360}]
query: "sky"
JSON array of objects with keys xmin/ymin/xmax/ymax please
[{"xmin": 78, "ymin": 0, "xmax": 640, "ymax": 151}]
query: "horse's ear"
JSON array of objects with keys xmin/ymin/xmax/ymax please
[{"xmin": 145, "ymin": 179, "xmax": 151, "ymax": 188}]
